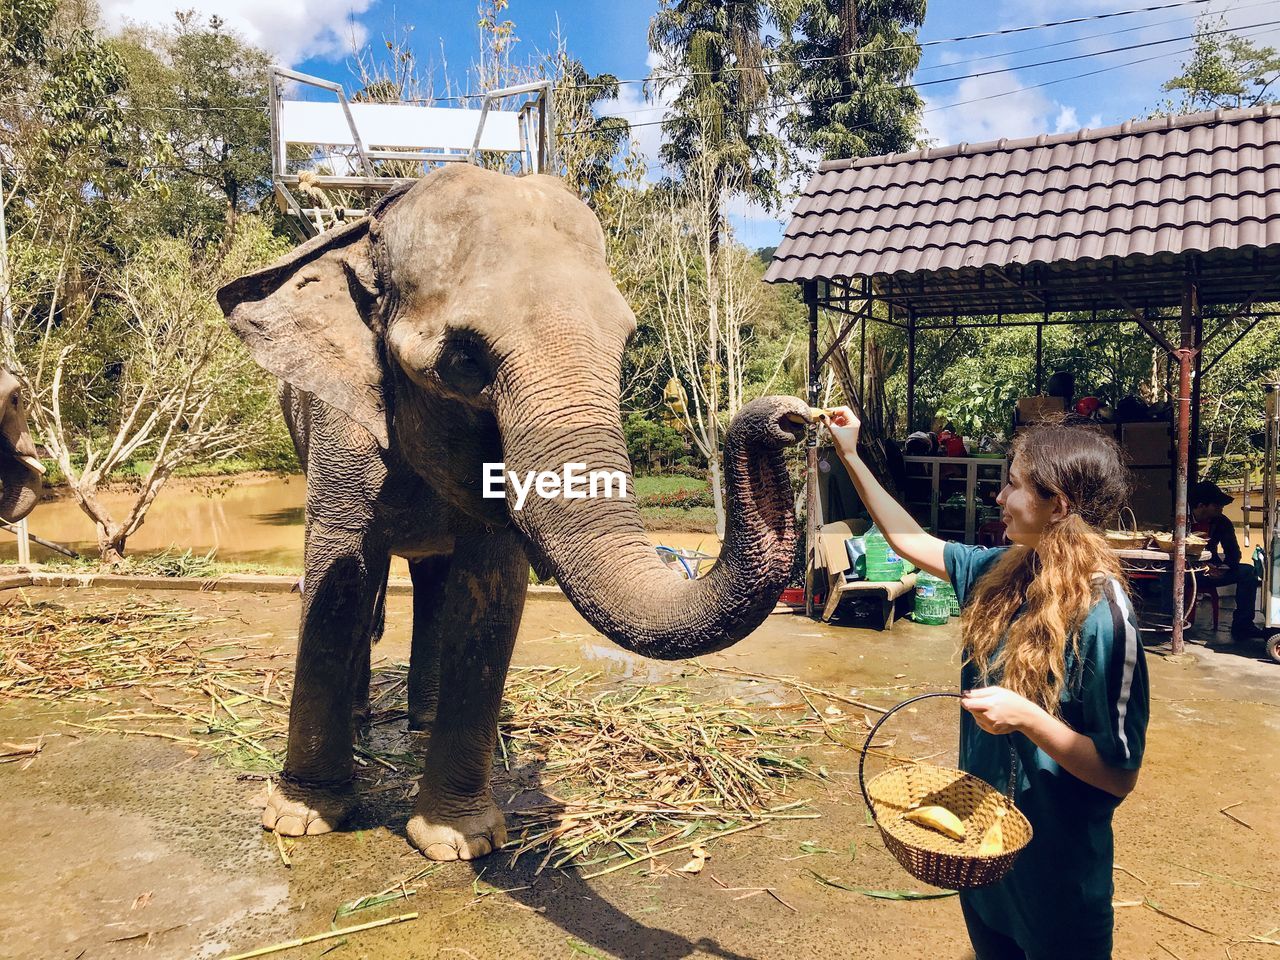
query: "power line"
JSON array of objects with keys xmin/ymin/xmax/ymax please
[
  {"xmin": 51, "ymin": 0, "xmax": 1238, "ymax": 115},
  {"xmin": 13, "ymin": 10, "xmax": 1227, "ymax": 120},
  {"xmin": 914, "ymin": 0, "xmax": 1275, "ymax": 73},
  {"xmin": 561, "ymin": 20, "xmax": 1280, "ymax": 140},
  {"xmin": 396, "ymin": 0, "xmax": 1221, "ymax": 101},
  {"xmin": 565, "ymin": 16, "xmax": 1280, "ymax": 131}
]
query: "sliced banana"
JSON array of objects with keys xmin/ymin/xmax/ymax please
[
  {"xmin": 978, "ymin": 818, "xmax": 1004, "ymax": 855},
  {"xmin": 903, "ymin": 804, "xmax": 966, "ymax": 842}
]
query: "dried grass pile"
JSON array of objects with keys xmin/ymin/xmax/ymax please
[{"xmin": 2, "ymin": 594, "xmax": 858, "ymax": 874}]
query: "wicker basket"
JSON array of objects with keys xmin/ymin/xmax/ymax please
[
  {"xmin": 859, "ymin": 692, "xmax": 1033, "ymax": 890},
  {"xmin": 1106, "ymin": 506, "xmax": 1150, "ymax": 551},
  {"xmin": 1151, "ymin": 532, "xmax": 1208, "ymax": 555},
  {"xmin": 1105, "ymin": 530, "xmax": 1149, "ymax": 551}
]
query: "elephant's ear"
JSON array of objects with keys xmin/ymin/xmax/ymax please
[{"xmin": 217, "ymin": 219, "xmax": 389, "ymax": 447}]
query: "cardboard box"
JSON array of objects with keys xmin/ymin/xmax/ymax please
[
  {"xmin": 1016, "ymin": 396, "xmax": 1067, "ymax": 424},
  {"xmin": 815, "ymin": 519, "xmax": 871, "ymax": 579}
]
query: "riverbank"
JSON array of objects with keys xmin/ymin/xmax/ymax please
[{"xmin": 4, "ymin": 472, "xmax": 721, "ymax": 569}]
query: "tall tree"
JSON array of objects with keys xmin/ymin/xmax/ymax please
[
  {"xmin": 552, "ymin": 54, "xmax": 634, "ymax": 211},
  {"xmin": 649, "ymin": 1, "xmax": 788, "ymax": 531},
  {"xmin": 114, "ymin": 13, "xmax": 273, "ymax": 242},
  {"xmin": 775, "ymin": 0, "xmax": 926, "ymax": 163},
  {"xmin": 1158, "ymin": 15, "xmax": 1279, "ymax": 113},
  {"xmin": 649, "ymin": 0, "xmax": 788, "ymax": 234}
]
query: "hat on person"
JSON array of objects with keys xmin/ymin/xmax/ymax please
[{"xmin": 1190, "ymin": 480, "xmax": 1234, "ymax": 507}]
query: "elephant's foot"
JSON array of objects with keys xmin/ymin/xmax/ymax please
[
  {"xmin": 261, "ymin": 779, "xmax": 357, "ymax": 837},
  {"xmin": 406, "ymin": 706, "xmax": 436, "ymax": 732},
  {"xmin": 407, "ymin": 793, "xmax": 506, "ymax": 861}
]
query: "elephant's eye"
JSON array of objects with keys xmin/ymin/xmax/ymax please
[{"xmin": 437, "ymin": 340, "xmax": 492, "ymax": 395}]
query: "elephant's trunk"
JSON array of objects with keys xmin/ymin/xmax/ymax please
[
  {"xmin": 496, "ymin": 380, "xmax": 807, "ymax": 660},
  {"xmin": 0, "ymin": 408, "xmax": 42, "ymax": 525},
  {"xmin": 0, "ymin": 451, "xmax": 42, "ymax": 523}
]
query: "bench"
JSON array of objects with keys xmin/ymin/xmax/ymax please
[
  {"xmin": 269, "ymin": 67, "xmax": 552, "ymax": 235},
  {"xmin": 815, "ymin": 520, "xmax": 918, "ymax": 628}
]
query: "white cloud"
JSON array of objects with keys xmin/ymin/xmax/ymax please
[
  {"xmin": 99, "ymin": 0, "xmax": 372, "ymax": 65},
  {"xmin": 594, "ymin": 49, "xmax": 674, "ymax": 180},
  {"xmin": 922, "ymin": 63, "xmax": 1093, "ymax": 146},
  {"xmin": 1051, "ymin": 105, "xmax": 1102, "ymax": 134}
]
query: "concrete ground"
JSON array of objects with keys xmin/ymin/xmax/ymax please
[{"xmin": 0, "ymin": 586, "xmax": 1277, "ymax": 960}]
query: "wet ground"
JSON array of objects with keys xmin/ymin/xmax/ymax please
[{"xmin": 1, "ymin": 586, "xmax": 1277, "ymax": 960}]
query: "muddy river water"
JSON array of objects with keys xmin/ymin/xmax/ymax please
[{"xmin": 0, "ymin": 474, "xmax": 721, "ymax": 572}]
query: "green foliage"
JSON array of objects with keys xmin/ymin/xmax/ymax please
[
  {"xmin": 1158, "ymin": 15, "xmax": 1280, "ymax": 113},
  {"xmin": 113, "ymin": 13, "xmax": 274, "ymax": 242},
  {"xmin": 1196, "ymin": 316, "xmax": 1280, "ymax": 480},
  {"xmin": 649, "ymin": 0, "xmax": 789, "ymax": 210},
  {"xmin": 624, "ymin": 412, "xmax": 693, "ymax": 473},
  {"xmin": 0, "ymin": 0, "xmax": 58, "ymax": 70},
  {"xmin": 552, "ymin": 54, "xmax": 634, "ymax": 210},
  {"xmin": 632, "ymin": 475, "xmax": 710, "ymax": 497},
  {"xmin": 929, "ymin": 329, "xmax": 1034, "ymax": 437},
  {"xmin": 775, "ymin": 0, "xmax": 926, "ymax": 162}
]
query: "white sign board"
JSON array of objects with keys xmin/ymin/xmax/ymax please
[{"xmin": 280, "ymin": 100, "xmax": 524, "ymax": 153}]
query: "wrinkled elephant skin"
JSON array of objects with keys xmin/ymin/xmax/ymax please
[
  {"xmin": 0, "ymin": 367, "xmax": 43, "ymax": 525},
  {"xmin": 218, "ymin": 165, "xmax": 809, "ymax": 861}
]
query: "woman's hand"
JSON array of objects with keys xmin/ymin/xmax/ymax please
[
  {"xmin": 825, "ymin": 405, "xmax": 861, "ymax": 460},
  {"xmin": 961, "ymin": 687, "xmax": 1045, "ymax": 736}
]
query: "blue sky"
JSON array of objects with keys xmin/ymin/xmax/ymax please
[{"xmin": 102, "ymin": 0, "xmax": 1278, "ymax": 246}]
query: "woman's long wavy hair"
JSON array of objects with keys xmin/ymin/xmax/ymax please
[{"xmin": 963, "ymin": 419, "xmax": 1131, "ymax": 715}]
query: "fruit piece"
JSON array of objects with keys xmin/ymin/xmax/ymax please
[
  {"xmin": 904, "ymin": 805, "xmax": 965, "ymax": 841},
  {"xmin": 978, "ymin": 818, "xmax": 1004, "ymax": 855}
]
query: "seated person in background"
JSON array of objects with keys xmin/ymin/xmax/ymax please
[{"xmin": 1190, "ymin": 480, "xmax": 1263, "ymax": 642}]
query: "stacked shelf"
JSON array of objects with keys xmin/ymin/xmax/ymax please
[{"xmin": 904, "ymin": 456, "xmax": 1009, "ymax": 545}]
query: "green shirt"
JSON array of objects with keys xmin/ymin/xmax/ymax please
[{"xmin": 944, "ymin": 543, "xmax": 1149, "ymax": 959}]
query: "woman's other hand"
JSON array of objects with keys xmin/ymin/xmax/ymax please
[
  {"xmin": 826, "ymin": 406, "xmax": 862, "ymax": 460},
  {"xmin": 961, "ymin": 686, "xmax": 1044, "ymax": 736}
]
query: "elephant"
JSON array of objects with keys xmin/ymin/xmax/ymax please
[
  {"xmin": 0, "ymin": 367, "xmax": 44, "ymax": 524},
  {"xmin": 217, "ymin": 163, "xmax": 810, "ymax": 861}
]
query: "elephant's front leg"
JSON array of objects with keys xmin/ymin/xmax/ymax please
[
  {"xmin": 407, "ymin": 531, "xmax": 528, "ymax": 861},
  {"xmin": 263, "ymin": 521, "xmax": 388, "ymax": 837}
]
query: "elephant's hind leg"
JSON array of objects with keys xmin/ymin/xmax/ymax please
[
  {"xmin": 407, "ymin": 530, "xmax": 528, "ymax": 861},
  {"xmin": 350, "ymin": 554, "xmax": 390, "ymax": 729},
  {"xmin": 407, "ymin": 556, "xmax": 452, "ymax": 731},
  {"xmin": 265, "ymin": 520, "xmax": 388, "ymax": 838}
]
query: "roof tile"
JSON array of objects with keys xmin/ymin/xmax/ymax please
[{"xmin": 766, "ymin": 105, "xmax": 1280, "ymax": 283}]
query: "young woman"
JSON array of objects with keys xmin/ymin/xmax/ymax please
[{"xmin": 825, "ymin": 408, "xmax": 1148, "ymax": 960}]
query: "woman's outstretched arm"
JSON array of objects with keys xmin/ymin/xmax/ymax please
[{"xmin": 825, "ymin": 406, "xmax": 948, "ymax": 581}]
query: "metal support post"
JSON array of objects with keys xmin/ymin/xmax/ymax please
[
  {"xmin": 1190, "ymin": 307, "xmax": 1204, "ymax": 483},
  {"xmin": 906, "ymin": 311, "xmax": 917, "ymax": 434},
  {"xmin": 859, "ymin": 311, "xmax": 867, "ymax": 406},
  {"xmin": 798, "ymin": 281, "xmax": 819, "ymax": 619},
  {"xmin": 805, "ymin": 281, "xmax": 820, "ymax": 619},
  {"xmin": 1035, "ymin": 319, "xmax": 1044, "ymax": 393},
  {"xmin": 1171, "ymin": 280, "xmax": 1199, "ymax": 655}
]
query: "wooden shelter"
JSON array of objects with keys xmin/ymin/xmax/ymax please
[{"xmin": 766, "ymin": 104, "xmax": 1280, "ymax": 651}]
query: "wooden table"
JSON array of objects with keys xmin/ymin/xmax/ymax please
[{"xmin": 1111, "ymin": 548, "xmax": 1210, "ymax": 632}]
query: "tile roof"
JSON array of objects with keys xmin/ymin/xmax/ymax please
[{"xmin": 765, "ymin": 104, "xmax": 1280, "ymax": 286}]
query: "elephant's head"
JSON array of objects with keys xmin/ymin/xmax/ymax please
[
  {"xmin": 218, "ymin": 164, "xmax": 808, "ymax": 659},
  {"xmin": 0, "ymin": 367, "xmax": 44, "ymax": 524}
]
